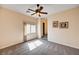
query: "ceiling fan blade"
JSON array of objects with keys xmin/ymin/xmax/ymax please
[
  {"xmin": 40, "ymin": 12, "xmax": 48, "ymax": 14},
  {"xmin": 26, "ymin": 10, "xmax": 30, "ymax": 13},
  {"xmin": 31, "ymin": 13, "xmax": 36, "ymax": 15},
  {"xmin": 28, "ymin": 9, "xmax": 35, "ymax": 12}
]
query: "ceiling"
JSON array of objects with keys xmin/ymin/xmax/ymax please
[{"xmin": 1, "ymin": 4, "xmax": 79, "ymax": 18}]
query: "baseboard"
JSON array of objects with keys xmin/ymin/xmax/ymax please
[
  {"xmin": 48, "ymin": 40, "xmax": 79, "ymax": 49},
  {"xmin": 0, "ymin": 40, "xmax": 24, "ymax": 50}
]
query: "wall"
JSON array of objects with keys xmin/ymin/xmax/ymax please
[
  {"xmin": 48, "ymin": 7, "xmax": 79, "ymax": 49},
  {"xmin": 37, "ymin": 18, "xmax": 42, "ymax": 38},
  {"xmin": 0, "ymin": 7, "xmax": 37, "ymax": 49}
]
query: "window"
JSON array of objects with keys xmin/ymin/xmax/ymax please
[
  {"xmin": 31, "ymin": 25, "xmax": 36, "ymax": 33},
  {"xmin": 25, "ymin": 24, "xmax": 36, "ymax": 35},
  {"xmin": 26, "ymin": 24, "xmax": 31, "ymax": 34},
  {"xmin": 25, "ymin": 24, "xmax": 30, "ymax": 35}
]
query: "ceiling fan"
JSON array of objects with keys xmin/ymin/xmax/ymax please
[{"xmin": 26, "ymin": 4, "xmax": 48, "ymax": 17}]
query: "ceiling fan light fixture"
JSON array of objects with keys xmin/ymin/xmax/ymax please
[
  {"xmin": 27, "ymin": 4, "xmax": 48, "ymax": 17},
  {"xmin": 37, "ymin": 13, "xmax": 40, "ymax": 15}
]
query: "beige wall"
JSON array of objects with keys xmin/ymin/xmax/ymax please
[
  {"xmin": 0, "ymin": 7, "xmax": 37, "ymax": 49},
  {"xmin": 48, "ymin": 7, "xmax": 79, "ymax": 49}
]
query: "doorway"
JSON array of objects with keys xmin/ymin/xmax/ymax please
[
  {"xmin": 42, "ymin": 19, "xmax": 48, "ymax": 40},
  {"xmin": 43, "ymin": 22, "xmax": 45, "ymax": 37}
]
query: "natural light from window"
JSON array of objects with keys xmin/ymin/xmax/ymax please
[
  {"xmin": 25, "ymin": 24, "xmax": 36, "ymax": 35},
  {"xmin": 31, "ymin": 25, "xmax": 36, "ymax": 33},
  {"xmin": 28, "ymin": 40, "xmax": 43, "ymax": 51},
  {"xmin": 25, "ymin": 24, "xmax": 30, "ymax": 35}
]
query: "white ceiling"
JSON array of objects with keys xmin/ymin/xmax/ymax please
[{"xmin": 1, "ymin": 4, "xmax": 79, "ymax": 18}]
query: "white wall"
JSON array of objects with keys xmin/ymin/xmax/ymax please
[{"xmin": 48, "ymin": 7, "xmax": 79, "ymax": 49}]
